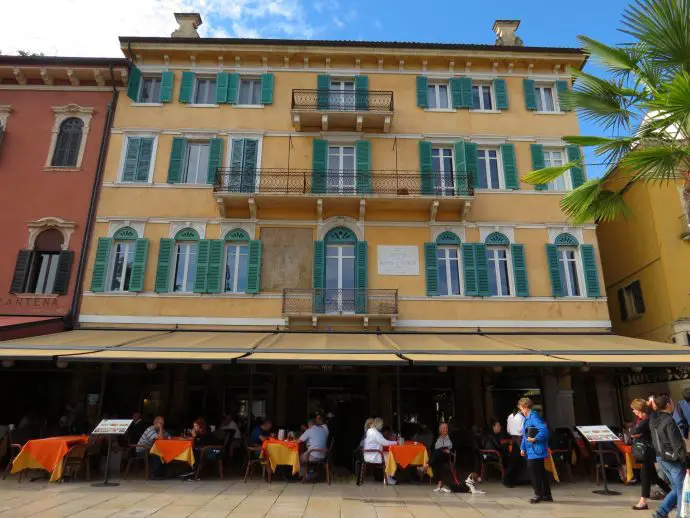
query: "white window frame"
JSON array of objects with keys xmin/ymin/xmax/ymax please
[
  {"xmin": 535, "ymin": 84, "xmax": 560, "ymax": 113},
  {"xmin": 544, "ymin": 148, "xmax": 572, "ymax": 191},
  {"xmin": 137, "ymin": 75, "xmax": 163, "ymax": 104},
  {"xmin": 476, "ymin": 147, "xmax": 504, "ymax": 190},
  {"xmin": 557, "ymin": 246, "xmax": 584, "ymax": 297},
  {"xmin": 620, "ymin": 281, "xmax": 645, "ymax": 320},
  {"xmin": 182, "ymin": 140, "xmax": 210, "ymax": 185},
  {"xmin": 224, "ymin": 242, "xmax": 249, "ymax": 294},
  {"xmin": 471, "ymin": 82, "xmax": 495, "ymax": 111},
  {"xmin": 172, "ymin": 242, "xmax": 197, "ymax": 293},
  {"xmin": 325, "ymin": 243, "xmax": 356, "ymax": 313},
  {"xmin": 192, "ymin": 76, "xmax": 217, "ymax": 105},
  {"xmin": 431, "ymin": 146, "xmax": 455, "ymax": 195},
  {"xmin": 427, "ymin": 82, "xmax": 451, "ymax": 111},
  {"xmin": 329, "ymin": 78, "xmax": 356, "ymax": 111},
  {"xmin": 117, "ymin": 133, "xmax": 159, "ymax": 184},
  {"xmin": 44, "ymin": 104, "xmax": 94, "ymax": 170},
  {"xmin": 106, "ymin": 241, "xmax": 136, "ymax": 292},
  {"xmin": 437, "ymin": 245, "xmax": 462, "ymax": 296},
  {"xmin": 486, "ymin": 245, "xmax": 513, "ymax": 297},
  {"xmin": 327, "ymin": 144, "xmax": 357, "ymax": 194},
  {"xmin": 237, "ymin": 77, "xmax": 263, "ymax": 107}
]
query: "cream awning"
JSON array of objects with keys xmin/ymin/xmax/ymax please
[{"xmin": 239, "ymin": 333, "xmax": 405, "ymax": 364}]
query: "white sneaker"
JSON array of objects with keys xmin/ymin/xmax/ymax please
[
  {"xmin": 440, "ymin": 486, "xmax": 451, "ymax": 493},
  {"xmin": 386, "ymin": 476, "xmax": 397, "ymax": 485},
  {"xmin": 433, "ymin": 487, "xmax": 442, "ymax": 493}
]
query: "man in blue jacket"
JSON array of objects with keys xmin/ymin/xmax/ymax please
[{"xmin": 519, "ymin": 397, "xmax": 552, "ymax": 504}]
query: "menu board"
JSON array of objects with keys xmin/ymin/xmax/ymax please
[
  {"xmin": 576, "ymin": 425, "xmax": 619, "ymax": 443},
  {"xmin": 91, "ymin": 419, "xmax": 133, "ymax": 435}
]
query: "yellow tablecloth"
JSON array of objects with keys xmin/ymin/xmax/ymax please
[
  {"xmin": 544, "ymin": 449, "xmax": 560, "ymax": 483},
  {"xmin": 614, "ymin": 442, "xmax": 639, "ymax": 483},
  {"xmin": 11, "ymin": 435, "xmax": 89, "ymax": 482},
  {"xmin": 150, "ymin": 439, "xmax": 195, "ymax": 467},
  {"xmin": 262, "ymin": 439, "xmax": 300, "ymax": 475},
  {"xmin": 384, "ymin": 443, "xmax": 431, "ymax": 477}
]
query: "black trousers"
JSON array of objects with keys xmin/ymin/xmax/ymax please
[
  {"xmin": 429, "ymin": 449, "xmax": 449, "ymax": 484},
  {"xmin": 527, "ymin": 458, "xmax": 552, "ymax": 498},
  {"xmin": 503, "ymin": 437, "xmax": 522, "ymax": 484},
  {"xmin": 640, "ymin": 453, "xmax": 671, "ymax": 499}
]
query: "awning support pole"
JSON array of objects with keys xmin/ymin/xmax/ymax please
[
  {"xmin": 396, "ymin": 366, "xmax": 401, "ymax": 434},
  {"xmin": 247, "ymin": 364, "xmax": 255, "ymax": 436},
  {"xmin": 97, "ymin": 363, "xmax": 107, "ymax": 419}
]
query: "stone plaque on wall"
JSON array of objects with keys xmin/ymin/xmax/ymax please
[
  {"xmin": 377, "ymin": 245, "xmax": 420, "ymax": 275},
  {"xmin": 260, "ymin": 227, "xmax": 314, "ymax": 291}
]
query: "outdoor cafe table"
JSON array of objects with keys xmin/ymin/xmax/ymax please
[
  {"xmin": 149, "ymin": 438, "xmax": 195, "ymax": 467},
  {"xmin": 261, "ymin": 438, "xmax": 300, "ymax": 475},
  {"xmin": 11, "ymin": 435, "xmax": 89, "ymax": 482},
  {"xmin": 384, "ymin": 442, "xmax": 431, "ymax": 477},
  {"xmin": 614, "ymin": 441, "xmax": 639, "ymax": 483}
]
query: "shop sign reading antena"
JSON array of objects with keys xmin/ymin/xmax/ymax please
[{"xmin": 91, "ymin": 419, "xmax": 133, "ymax": 435}]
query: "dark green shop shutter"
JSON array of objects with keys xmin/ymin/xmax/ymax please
[
  {"xmin": 355, "ymin": 75, "xmax": 368, "ymax": 110},
  {"xmin": 355, "ymin": 140, "xmax": 371, "ymax": 194},
  {"xmin": 206, "ymin": 240, "xmax": 224, "ymax": 294},
  {"xmin": 475, "ymin": 244, "xmax": 490, "ymax": 296},
  {"xmin": 128, "ymin": 238, "xmax": 149, "ymax": 292},
  {"xmin": 424, "ymin": 243, "xmax": 438, "ymax": 297},
  {"xmin": 493, "ymin": 78, "xmax": 508, "ymax": 110},
  {"xmin": 567, "ymin": 145, "xmax": 585, "ymax": 188},
  {"xmin": 581, "ymin": 245, "xmax": 601, "ymax": 297},
  {"xmin": 179, "ymin": 71, "xmax": 195, "ymax": 103},
  {"xmin": 193, "ymin": 240, "xmax": 210, "ymax": 293},
  {"xmin": 207, "ymin": 138, "xmax": 224, "ymax": 184},
  {"xmin": 312, "ymin": 139, "xmax": 328, "ymax": 194},
  {"xmin": 453, "ymin": 141, "xmax": 469, "ymax": 195},
  {"xmin": 555, "ymin": 80, "xmax": 570, "ymax": 111},
  {"xmin": 531, "ymin": 144, "xmax": 547, "ymax": 191},
  {"xmin": 523, "ymin": 79, "xmax": 537, "ymax": 111},
  {"xmin": 501, "ymin": 144, "xmax": 518, "ymax": 190},
  {"xmin": 462, "ymin": 244, "xmax": 477, "ymax": 296},
  {"xmin": 317, "ymin": 74, "xmax": 330, "ymax": 110},
  {"xmin": 53, "ymin": 251, "xmax": 73, "ymax": 295},
  {"xmin": 216, "ymin": 72, "xmax": 229, "ymax": 104},
  {"xmin": 228, "ymin": 73, "xmax": 239, "ymax": 104},
  {"xmin": 355, "ymin": 241, "xmax": 368, "ymax": 314},
  {"xmin": 167, "ymin": 138, "xmax": 186, "ymax": 183},
  {"xmin": 10, "ymin": 250, "xmax": 33, "ymax": 293},
  {"xmin": 511, "ymin": 244, "xmax": 529, "ymax": 297},
  {"xmin": 546, "ymin": 244, "xmax": 563, "ymax": 297},
  {"xmin": 247, "ymin": 240, "xmax": 262, "ymax": 294},
  {"xmin": 126, "ymin": 65, "xmax": 141, "ymax": 101},
  {"xmin": 261, "ymin": 73, "xmax": 274, "ymax": 105},
  {"xmin": 416, "ymin": 76, "xmax": 428, "ymax": 108},
  {"xmin": 313, "ymin": 240, "xmax": 325, "ymax": 313},
  {"xmin": 464, "ymin": 142, "xmax": 477, "ymax": 192},
  {"xmin": 154, "ymin": 238, "xmax": 174, "ymax": 293},
  {"xmin": 419, "ymin": 141, "xmax": 433, "ymax": 194},
  {"xmin": 159, "ymin": 71, "xmax": 174, "ymax": 102},
  {"xmin": 90, "ymin": 238, "xmax": 112, "ymax": 292}
]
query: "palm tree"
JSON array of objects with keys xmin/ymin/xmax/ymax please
[{"xmin": 522, "ymin": 0, "xmax": 690, "ymax": 224}]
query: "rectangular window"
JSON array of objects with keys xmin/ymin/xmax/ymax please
[
  {"xmin": 238, "ymin": 78, "xmax": 262, "ymax": 105},
  {"xmin": 173, "ymin": 243, "xmax": 197, "ymax": 292},
  {"xmin": 557, "ymin": 247, "xmax": 581, "ymax": 297},
  {"xmin": 193, "ymin": 77, "xmax": 217, "ymax": 104},
  {"xmin": 139, "ymin": 77, "xmax": 162, "ymax": 103},
  {"xmin": 327, "ymin": 145, "xmax": 356, "ymax": 194},
  {"xmin": 27, "ymin": 253, "xmax": 60, "ymax": 294},
  {"xmin": 535, "ymin": 85, "xmax": 557, "ymax": 112},
  {"xmin": 121, "ymin": 137, "xmax": 155, "ymax": 183},
  {"xmin": 437, "ymin": 246, "xmax": 460, "ymax": 296},
  {"xmin": 108, "ymin": 242, "xmax": 135, "ymax": 292},
  {"xmin": 427, "ymin": 83, "xmax": 450, "ymax": 109},
  {"xmin": 182, "ymin": 142, "xmax": 210, "ymax": 184},
  {"xmin": 224, "ymin": 243, "xmax": 249, "ymax": 293},
  {"xmin": 476, "ymin": 148, "xmax": 502, "ymax": 189},
  {"xmin": 544, "ymin": 149, "xmax": 571, "ymax": 191},
  {"xmin": 620, "ymin": 280, "xmax": 645, "ymax": 320},
  {"xmin": 431, "ymin": 147, "xmax": 454, "ymax": 195},
  {"xmin": 472, "ymin": 84, "xmax": 493, "ymax": 110},
  {"xmin": 329, "ymin": 80, "xmax": 355, "ymax": 110},
  {"xmin": 487, "ymin": 247, "xmax": 511, "ymax": 296}
]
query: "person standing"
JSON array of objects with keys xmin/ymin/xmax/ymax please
[
  {"xmin": 505, "ymin": 408, "xmax": 525, "ymax": 487},
  {"xmin": 518, "ymin": 398, "xmax": 552, "ymax": 504},
  {"xmin": 673, "ymin": 388, "xmax": 690, "ymax": 438},
  {"xmin": 650, "ymin": 394, "xmax": 688, "ymax": 518}
]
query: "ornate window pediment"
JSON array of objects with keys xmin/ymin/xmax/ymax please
[{"xmin": 27, "ymin": 217, "xmax": 76, "ymax": 250}]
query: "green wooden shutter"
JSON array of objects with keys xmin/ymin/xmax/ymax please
[
  {"xmin": 154, "ymin": 238, "xmax": 174, "ymax": 293},
  {"xmin": 90, "ymin": 238, "xmax": 112, "ymax": 292},
  {"xmin": 167, "ymin": 138, "xmax": 186, "ymax": 184},
  {"xmin": 260, "ymin": 73, "xmax": 274, "ymax": 105},
  {"xmin": 193, "ymin": 240, "xmax": 210, "ymax": 293},
  {"xmin": 581, "ymin": 245, "xmax": 601, "ymax": 297},
  {"xmin": 355, "ymin": 75, "xmax": 368, "ymax": 111},
  {"xmin": 247, "ymin": 240, "xmax": 262, "ymax": 294},
  {"xmin": 312, "ymin": 139, "xmax": 328, "ymax": 194},
  {"xmin": 159, "ymin": 71, "xmax": 174, "ymax": 102},
  {"xmin": 462, "ymin": 244, "xmax": 478, "ymax": 296},
  {"xmin": 450, "ymin": 78, "xmax": 463, "ymax": 109},
  {"xmin": 207, "ymin": 138, "xmax": 224, "ymax": 184},
  {"xmin": 242, "ymin": 139, "xmax": 258, "ymax": 193},
  {"xmin": 424, "ymin": 243, "xmax": 438, "ymax": 297},
  {"xmin": 419, "ymin": 141, "xmax": 433, "ymax": 194},
  {"xmin": 135, "ymin": 138, "xmax": 154, "ymax": 182},
  {"xmin": 465, "ymin": 142, "xmax": 477, "ymax": 192},
  {"xmin": 126, "ymin": 65, "xmax": 141, "ymax": 101},
  {"xmin": 179, "ymin": 71, "xmax": 195, "ymax": 103},
  {"xmin": 206, "ymin": 240, "xmax": 224, "ymax": 294},
  {"xmin": 511, "ymin": 244, "xmax": 529, "ymax": 297},
  {"xmin": 128, "ymin": 238, "xmax": 149, "ymax": 292},
  {"xmin": 460, "ymin": 77, "xmax": 473, "ymax": 108},
  {"xmin": 567, "ymin": 145, "xmax": 585, "ymax": 188},
  {"xmin": 216, "ymin": 72, "xmax": 229, "ymax": 104},
  {"xmin": 501, "ymin": 143, "xmax": 518, "ymax": 190},
  {"xmin": 546, "ymin": 244, "xmax": 563, "ymax": 297},
  {"xmin": 474, "ymin": 244, "xmax": 490, "ymax": 296},
  {"xmin": 416, "ymin": 76, "xmax": 428, "ymax": 108},
  {"xmin": 493, "ymin": 78, "xmax": 508, "ymax": 110},
  {"xmin": 227, "ymin": 73, "xmax": 239, "ymax": 104},
  {"xmin": 555, "ymin": 80, "xmax": 570, "ymax": 111},
  {"xmin": 355, "ymin": 241, "xmax": 368, "ymax": 314},
  {"xmin": 531, "ymin": 144, "xmax": 547, "ymax": 191},
  {"xmin": 317, "ymin": 74, "xmax": 330, "ymax": 110},
  {"xmin": 313, "ymin": 240, "xmax": 326, "ymax": 313},
  {"xmin": 10, "ymin": 250, "xmax": 33, "ymax": 293},
  {"xmin": 355, "ymin": 140, "xmax": 371, "ymax": 194},
  {"xmin": 228, "ymin": 138, "xmax": 244, "ymax": 192},
  {"xmin": 53, "ymin": 251, "xmax": 73, "ymax": 295},
  {"xmin": 122, "ymin": 137, "xmax": 141, "ymax": 182},
  {"xmin": 523, "ymin": 79, "xmax": 537, "ymax": 111},
  {"xmin": 453, "ymin": 141, "xmax": 469, "ymax": 195}
]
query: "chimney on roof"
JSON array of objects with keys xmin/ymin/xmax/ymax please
[
  {"xmin": 493, "ymin": 20, "xmax": 523, "ymax": 47},
  {"xmin": 171, "ymin": 13, "xmax": 202, "ymax": 38}
]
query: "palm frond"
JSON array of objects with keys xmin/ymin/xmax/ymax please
[
  {"xmin": 560, "ymin": 181, "xmax": 632, "ymax": 224},
  {"xmin": 622, "ymin": 145, "xmax": 690, "ymax": 183},
  {"xmin": 522, "ymin": 163, "xmax": 577, "ymax": 186},
  {"xmin": 642, "ymin": 71, "xmax": 690, "ymax": 140},
  {"xmin": 563, "ymin": 135, "xmax": 636, "ymax": 168},
  {"xmin": 577, "ymin": 35, "xmax": 642, "ymax": 76}
]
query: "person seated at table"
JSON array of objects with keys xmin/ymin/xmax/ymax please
[
  {"xmin": 298, "ymin": 419, "xmax": 329, "ymax": 480},
  {"xmin": 414, "ymin": 424, "xmax": 434, "ymax": 450},
  {"xmin": 179, "ymin": 418, "xmax": 219, "ymax": 478},
  {"xmin": 363, "ymin": 417, "xmax": 398, "ymax": 485},
  {"xmin": 483, "ymin": 418, "xmax": 515, "ymax": 486},
  {"xmin": 127, "ymin": 412, "xmax": 147, "ymax": 445},
  {"xmin": 136, "ymin": 416, "xmax": 169, "ymax": 479},
  {"xmin": 418, "ymin": 422, "xmax": 454, "ymax": 492},
  {"xmin": 219, "ymin": 413, "xmax": 242, "ymax": 457},
  {"xmin": 315, "ymin": 413, "xmax": 329, "ymax": 436},
  {"xmin": 381, "ymin": 425, "xmax": 396, "ymax": 442},
  {"xmin": 249, "ymin": 419, "xmax": 272, "ymax": 448}
]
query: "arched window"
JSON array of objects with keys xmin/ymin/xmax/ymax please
[
  {"xmin": 51, "ymin": 118, "xmax": 83, "ymax": 167},
  {"xmin": 485, "ymin": 232, "xmax": 512, "ymax": 296},
  {"xmin": 173, "ymin": 228, "xmax": 199, "ymax": 292},
  {"xmin": 224, "ymin": 229, "xmax": 250, "ymax": 293},
  {"xmin": 554, "ymin": 233, "xmax": 581, "ymax": 297},
  {"xmin": 108, "ymin": 226, "xmax": 138, "ymax": 292},
  {"xmin": 324, "ymin": 226, "xmax": 357, "ymax": 312},
  {"xmin": 435, "ymin": 232, "xmax": 461, "ymax": 296},
  {"xmin": 28, "ymin": 229, "xmax": 64, "ymax": 294}
]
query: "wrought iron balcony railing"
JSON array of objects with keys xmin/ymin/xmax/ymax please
[
  {"xmin": 292, "ymin": 89, "xmax": 394, "ymax": 112},
  {"xmin": 282, "ymin": 288, "xmax": 398, "ymax": 316},
  {"xmin": 214, "ymin": 169, "xmax": 474, "ymax": 197}
]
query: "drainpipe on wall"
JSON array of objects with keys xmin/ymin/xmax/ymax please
[{"xmin": 66, "ymin": 63, "xmax": 119, "ymax": 329}]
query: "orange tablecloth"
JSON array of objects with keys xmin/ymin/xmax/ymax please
[
  {"xmin": 544, "ymin": 449, "xmax": 560, "ymax": 483},
  {"xmin": 385, "ymin": 443, "xmax": 431, "ymax": 477},
  {"xmin": 614, "ymin": 441, "xmax": 639, "ymax": 483},
  {"xmin": 150, "ymin": 438, "xmax": 195, "ymax": 467},
  {"xmin": 11, "ymin": 435, "xmax": 89, "ymax": 482},
  {"xmin": 262, "ymin": 438, "xmax": 300, "ymax": 475}
]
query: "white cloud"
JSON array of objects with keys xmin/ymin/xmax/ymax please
[
  {"xmin": 313, "ymin": 0, "xmax": 338, "ymax": 13},
  {"xmin": 332, "ymin": 16, "xmax": 345, "ymax": 29}
]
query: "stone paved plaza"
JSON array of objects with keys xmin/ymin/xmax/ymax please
[{"xmin": 0, "ymin": 478, "xmax": 654, "ymax": 517}]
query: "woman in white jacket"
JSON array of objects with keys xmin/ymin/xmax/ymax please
[{"xmin": 362, "ymin": 417, "xmax": 398, "ymax": 484}]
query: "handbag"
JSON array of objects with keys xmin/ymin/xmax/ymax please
[{"xmin": 632, "ymin": 440, "xmax": 650, "ymax": 463}]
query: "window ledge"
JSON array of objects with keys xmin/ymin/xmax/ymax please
[
  {"xmin": 114, "ymin": 181, "xmax": 153, "ymax": 186},
  {"xmin": 424, "ymin": 108, "xmax": 456, "ymax": 113},
  {"xmin": 534, "ymin": 111, "xmax": 566, "ymax": 115},
  {"xmin": 131, "ymin": 102, "xmax": 164, "ymax": 107},
  {"xmin": 470, "ymin": 109, "xmax": 502, "ymax": 114},
  {"xmin": 14, "ymin": 293, "xmax": 60, "ymax": 299},
  {"xmin": 44, "ymin": 166, "xmax": 81, "ymax": 172},
  {"xmin": 233, "ymin": 104, "xmax": 265, "ymax": 109},
  {"xmin": 188, "ymin": 104, "xmax": 219, "ymax": 108},
  {"xmin": 159, "ymin": 183, "xmax": 212, "ymax": 188}
]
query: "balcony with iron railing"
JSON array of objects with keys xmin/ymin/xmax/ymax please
[
  {"xmin": 680, "ymin": 213, "xmax": 690, "ymax": 240},
  {"xmin": 291, "ymin": 89, "xmax": 394, "ymax": 132}
]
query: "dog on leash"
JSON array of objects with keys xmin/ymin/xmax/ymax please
[{"xmin": 463, "ymin": 472, "xmax": 486, "ymax": 494}]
